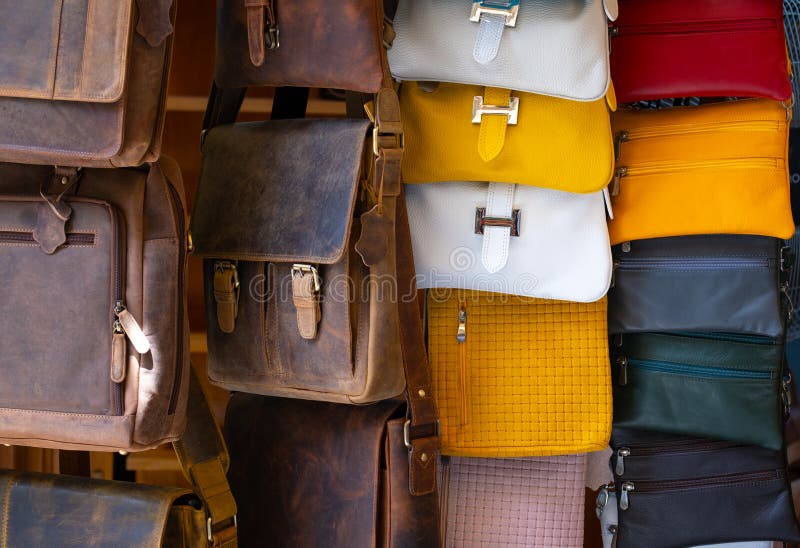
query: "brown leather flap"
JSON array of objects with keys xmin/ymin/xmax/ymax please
[
  {"xmin": 0, "ymin": 470, "xmax": 195, "ymax": 546},
  {"xmin": 0, "ymin": 0, "xmax": 151, "ymax": 103},
  {"xmin": 191, "ymin": 119, "xmax": 371, "ymax": 264}
]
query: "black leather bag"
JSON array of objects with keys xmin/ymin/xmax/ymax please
[
  {"xmin": 608, "ymin": 235, "xmax": 790, "ymax": 336},
  {"xmin": 610, "ymin": 428, "xmax": 800, "ymax": 548}
]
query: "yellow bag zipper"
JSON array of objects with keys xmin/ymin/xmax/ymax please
[{"xmin": 456, "ymin": 293, "xmax": 469, "ymax": 427}]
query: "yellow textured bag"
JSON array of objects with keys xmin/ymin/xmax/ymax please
[
  {"xmin": 428, "ymin": 291, "xmax": 612, "ymax": 457},
  {"xmin": 400, "ymin": 82, "xmax": 616, "ymax": 193},
  {"xmin": 610, "ymin": 98, "xmax": 793, "ymax": 245}
]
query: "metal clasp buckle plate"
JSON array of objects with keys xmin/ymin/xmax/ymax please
[
  {"xmin": 470, "ymin": 1, "xmax": 520, "ymax": 27},
  {"xmin": 403, "ymin": 419, "xmax": 441, "ymax": 449},
  {"xmin": 291, "ymin": 264, "xmax": 322, "ymax": 292},
  {"xmin": 474, "ymin": 207, "xmax": 521, "ymax": 236},
  {"xmin": 373, "ymin": 127, "xmax": 405, "ymax": 157},
  {"xmin": 207, "ymin": 515, "xmax": 238, "ymax": 544},
  {"xmin": 472, "ymin": 96, "xmax": 519, "ymax": 125}
]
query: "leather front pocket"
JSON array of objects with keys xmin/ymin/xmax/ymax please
[{"xmin": 0, "ymin": 197, "xmax": 126, "ymax": 415}]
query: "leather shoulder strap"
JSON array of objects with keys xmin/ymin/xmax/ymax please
[{"xmin": 173, "ymin": 368, "xmax": 238, "ymax": 547}]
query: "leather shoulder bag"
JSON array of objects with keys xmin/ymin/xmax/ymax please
[
  {"xmin": 610, "ymin": 0, "xmax": 792, "ymax": 103},
  {"xmin": 406, "ymin": 181, "xmax": 612, "ymax": 302},
  {"xmin": 215, "ymin": 0, "xmax": 388, "ymax": 92},
  {"xmin": 609, "ymin": 98, "xmax": 793, "ymax": 245},
  {"xmin": 0, "ymin": 371, "xmax": 238, "ymax": 548},
  {"xmin": 428, "ymin": 290, "xmax": 612, "ymax": 457},
  {"xmin": 612, "ymin": 332, "xmax": 789, "ymax": 450},
  {"xmin": 440, "ymin": 455, "xmax": 592, "ymax": 548},
  {"xmin": 400, "ymin": 82, "xmax": 615, "ymax": 193},
  {"xmin": 0, "ymin": 0, "xmax": 176, "ymax": 167},
  {"xmin": 0, "ymin": 159, "xmax": 190, "ymax": 451},
  {"xmin": 608, "ymin": 235, "xmax": 790, "ymax": 337},
  {"xmin": 609, "ymin": 428, "xmax": 800, "ymax": 548},
  {"xmin": 389, "ymin": 0, "xmax": 618, "ymax": 101}
]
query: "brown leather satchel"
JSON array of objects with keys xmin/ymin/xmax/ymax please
[
  {"xmin": 214, "ymin": 0, "xmax": 389, "ymax": 92},
  {"xmin": 0, "ymin": 0, "xmax": 175, "ymax": 167},
  {"xmin": 191, "ymin": 85, "xmax": 408, "ymax": 405},
  {"xmin": 0, "ymin": 371, "xmax": 238, "ymax": 548},
  {"xmin": 0, "ymin": 158, "xmax": 190, "ymax": 451}
]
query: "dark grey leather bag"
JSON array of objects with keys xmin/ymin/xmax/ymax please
[{"xmin": 608, "ymin": 235, "xmax": 790, "ymax": 336}]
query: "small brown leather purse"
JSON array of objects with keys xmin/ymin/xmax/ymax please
[
  {"xmin": 0, "ymin": 0, "xmax": 175, "ymax": 167},
  {"xmin": 214, "ymin": 0, "xmax": 389, "ymax": 92}
]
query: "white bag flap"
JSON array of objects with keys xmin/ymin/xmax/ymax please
[
  {"xmin": 389, "ymin": 0, "xmax": 613, "ymax": 101},
  {"xmin": 405, "ymin": 181, "xmax": 612, "ymax": 302}
]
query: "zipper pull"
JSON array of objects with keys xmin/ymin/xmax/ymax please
[
  {"xmin": 456, "ymin": 306, "xmax": 468, "ymax": 343},
  {"xmin": 781, "ymin": 282, "xmax": 795, "ymax": 325},
  {"xmin": 621, "ymin": 241, "xmax": 631, "ymax": 253},
  {"xmin": 617, "ymin": 356, "xmax": 628, "ymax": 386},
  {"xmin": 614, "ymin": 130, "xmax": 628, "ymax": 161},
  {"xmin": 611, "ymin": 260, "xmax": 619, "ymax": 288},
  {"xmin": 111, "ymin": 321, "xmax": 127, "ymax": 384},
  {"xmin": 615, "ymin": 447, "xmax": 630, "ymax": 476},
  {"xmin": 610, "ymin": 167, "xmax": 627, "ymax": 197},
  {"xmin": 609, "ymin": 25, "xmax": 619, "ymax": 37},
  {"xmin": 619, "ymin": 482, "xmax": 635, "ymax": 511},
  {"xmin": 609, "ymin": 525, "xmax": 618, "ymax": 548},
  {"xmin": 595, "ymin": 484, "xmax": 612, "ymax": 519},
  {"xmin": 114, "ymin": 301, "xmax": 151, "ymax": 354},
  {"xmin": 783, "ymin": 372, "xmax": 793, "ymax": 420}
]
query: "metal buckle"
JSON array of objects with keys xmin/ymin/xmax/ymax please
[
  {"xmin": 470, "ymin": 1, "xmax": 519, "ymax": 27},
  {"xmin": 207, "ymin": 515, "xmax": 237, "ymax": 544},
  {"xmin": 474, "ymin": 208, "xmax": 521, "ymax": 236},
  {"xmin": 403, "ymin": 419, "xmax": 441, "ymax": 449},
  {"xmin": 472, "ymin": 96, "xmax": 519, "ymax": 125},
  {"xmin": 263, "ymin": 1, "xmax": 280, "ymax": 49},
  {"xmin": 372, "ymin": 127, "xmax": 405, "ymax": 157},
  {"xmin": 214, "ymin": 261, "xmax": 240, "ymax": 289},
  {"xmin": 291, "ymin": 264, "xmax": 321, "ymax": 292}
]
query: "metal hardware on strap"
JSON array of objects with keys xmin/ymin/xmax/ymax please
[
  {"xmin": 403, "ymin": 419, "xmax": 441, "ymax": 449},
  {"xmin": 470, "ymin": 0, "xmax": 519, "ymax": 26},
  {"xmin": 472, "ymin": 96, "xmax": 519, "ymax": 125},
  {"xmin": 373, "ymin": 126, "xmax": 404, "ymax": 157},
  {"xmin": 291, "ymin": 264, "xmax": 321, "ymax": 292},
  {"xmin": 208, "ymin": 516, "xmax": 238, "ymax": 546},
  {"xmin": 263, "ymin": 0, "xmax": 279, "ymax": 50},
  {"xmin": 291, "ymin": 264, "xmax": 322, "ymax": 340},
  {"xmin": 474, "ymin": 208, "xmax": 520, "ymax": 236},
  {"xmin": 213, "ymin": 261, "xmax": 240, "ymax": 334}
]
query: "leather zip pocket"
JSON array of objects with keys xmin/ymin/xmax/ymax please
[
  {"xmin": 615, "ymin": 356, "xmax": 774, "ymax": 387},
  {"xmin": 614, "ymin": 438, "xmax": 744, "ymax": 476},
  {"xmin": 165, "ymin": 181, "xmax": 186, "ymax": 415},
  {"xmin": 610, "ymin": 18, "xmax": 777, "ymax": 37},
  {"xmin": 614, "ymin": 253, "xmax": 776, "ymax": 277},
  {"xmin": 618, "ymin": 468, "xmax": 785, "ymax": 511}
]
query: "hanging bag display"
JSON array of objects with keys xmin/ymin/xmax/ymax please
[
  {"xmin": 0, "ymin": 371, "xmax": 238, "ymax": 547},
  {"xmin": 215, "ymin": 0, "xmax": 388, "ymax": 92},
  {"xmin": 610, "ymin": 0, "xmax": 792, "ymax": 103},
  {"xmin": 611, "ymin": 332, "xmax": 789, "ymax": 450},
  {"xmin": 0, "ymin": 0, "xmax": 176, "ymax": 167},
  {"xmin": 400, "ymin": 82, "xmax": 615, "ymax": 192},
  {"xmin": 608, "ymin": 235, "xmax": 790, "ymax": 337},
  {"xmin": 428, "ymin": 291, "xmax": 612, "ymax": 457},
  {"xmin": 0, "ymin": 159, "xmax": 190, "ymax": 451},
  {"xmin": 609, "ymin": 99, "xmax": 793, "ymax": 244},
  {"xmin": 405, "ymin": 182, "xmax": 612, "ymax": 302},
  {"xmin": 388, "ymin": 0, "xmax": 618, "ymax": 101}
]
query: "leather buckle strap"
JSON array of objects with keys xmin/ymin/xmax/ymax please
[
  {"xmin": 470, "ymin": 1, "xmax": 519, "ymax": 63},
  {"xmin": 475, "ymin": 88, "xmax": 516, "ymax": 162},
  {"xmin": 470, "ymin": 0, "xmax": 519, "ymax": 26},
  {"xmin": 472, "ymin": 95, "xmax": 519, "ymax": 125},
  {"xmin": 245, "ymin": 0, "xmax": 279, "ymax": 67},
  {"xmin": 213, "ymin": 261, "xmax": 240, "ymax": 334},
  {"xmin": 208, "ymin": 516, "xmax": 238, "ymax": 547},
  {"xmin": 291, "ymin": 264, "xmax": 322, "ymax": 340}
]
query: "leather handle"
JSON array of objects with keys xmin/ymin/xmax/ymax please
[{"xmin": 173, "ymin": 367, "xmax": 238, "ymax": 547}]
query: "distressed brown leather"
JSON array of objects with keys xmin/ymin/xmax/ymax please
[
  {"xmin": 224, "ymin": 394, "xmax": 440, "ymax": 547},
  {"xmin": 215, "ymin": 0, "xmax": 387, "ymax": 92},
  {"xmin": 191, "ymin": 118, "xmax": 406, "ymax": 404},
  {"xmin": 0, "ymin": 0, "xmax": 175, "ymax": 167},
  {"xmin": 0, "ymin": 158, "xmax": 190, "ymax": 451},
  {"xmin": 0, "ymin": 370, "xmax": 238, "ymax": 548}
]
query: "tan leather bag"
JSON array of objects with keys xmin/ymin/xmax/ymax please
[
  {"xmin": 0, "ymin": 0, "xmax": 175, "ymax": 167},
  {"xmin": 0, "ymin": 371, "xmax": 238, "ymax": 548},
  {"xmin": 0, "ymin": 158, "xmax": 190, "ymax": 451},
  {"xmin": 191, "ymin": 87, "xmax": 409, "ymax": 404},
  {"xmin": 215, "ymin": 0, "xmax": 388, "ymax": 92}
]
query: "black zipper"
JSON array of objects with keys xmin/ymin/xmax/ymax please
[
  {"xmin": 670, "ymin": 332, "xmax": 779, "ymax": 345},
  {"xmin": 0, "ymin": 231, "xmax": 95, "ymax": 246},
  {"xmin": 109, "ymin": 204, "xmax": 125, "ymax": 416},
  {"xmin": 610, "ymin": 18, "xmax": 776, "ymax": 37},
  {"xmin": 615, "ymin": 439, "xmax": 744, "ymax": 476},
  {"xmin": 166, "ymin": 182, "xmax": 187, "ymax": 415}
]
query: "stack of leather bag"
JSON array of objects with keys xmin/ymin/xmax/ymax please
[
  {"xmin": 0, "ymin": 2, "xmax": 238, "ymax": 546},
  {"xmin": 596, "ymin": 1, "xmax": 800, "ymax": 547}
]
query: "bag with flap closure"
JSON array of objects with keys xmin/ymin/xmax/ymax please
[{"xmin": 0, "ymin": 0, "xmax": 176, "ymax": 167}]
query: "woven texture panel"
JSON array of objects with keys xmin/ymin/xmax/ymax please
[
  {"xmin": 441, "ymin": 455, "xmax": 588, "ymax": 548},
  {"xmin": 428, "ymin": 291, "xmax": 611, "ymax": 456}
]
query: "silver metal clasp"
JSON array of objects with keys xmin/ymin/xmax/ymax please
[
  {"xmin": 472, "ymin": 96, "xmax": 519, "ymax": 125},
  {"xmin": 474, "ymin": 207, "xmax": 521, "ymax": 236},
  {"xmin": 470, "ymin": 1, "xmax": 519, "ymax": 27}
]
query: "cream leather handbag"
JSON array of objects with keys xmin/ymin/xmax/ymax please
[
  {"xmin": 405, "ymin": 182, "xmax": 613, "ymax": 302},
  {"xmin": 388, "ymin": 0, "xmax": 618, "ymax": 101}
]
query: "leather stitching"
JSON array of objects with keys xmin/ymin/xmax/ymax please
[{"xmin": 473, "ymin": 14, "xmax": 505, "ymax": 65}]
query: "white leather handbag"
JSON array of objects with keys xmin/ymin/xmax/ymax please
[
  {"xmin": 405, "ymin": 181, "xmax": 612, "ymax": 302},
  {"xmin": 388, "ymin": 0, "xmax": 618, "ymax": 101}
]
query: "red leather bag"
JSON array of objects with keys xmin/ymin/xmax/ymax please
[{"xmin": 610, "ymin": 0, "xmax": 792, "ymax": 103}]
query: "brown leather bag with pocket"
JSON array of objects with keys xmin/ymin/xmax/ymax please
[
  {"xmin": 214, "ymin": 0, "xmax": 389, "ymax": 92},
  {"xmin": 0, "ymin": 158, "xmax": 190, "ymax": 451},
  {"xmin": 0, "ymin": 0, "xmax": 176, "ymax": 167}
]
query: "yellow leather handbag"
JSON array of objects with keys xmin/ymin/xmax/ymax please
[
  {"xmin": 400, "ymin": 82, "xmax": 616, "ymax": 193},
  {"xmin": 610, "ymin": 98, "xmax": 793, "ymax": 245},
  {"xmin": 427, "ymin": 290, "xmax": 612, "ymax": 457}
]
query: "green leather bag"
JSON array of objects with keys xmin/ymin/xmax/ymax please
[{"xmin": 611, "ymin": 332, "xmax": 789, "ymax": 450}]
